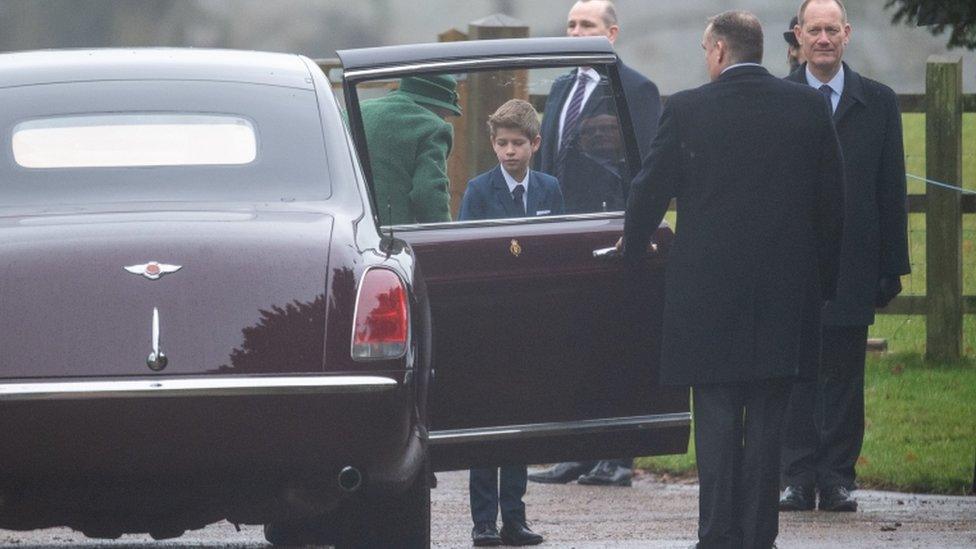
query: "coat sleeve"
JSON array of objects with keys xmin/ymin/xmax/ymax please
[
  {"xmin": 623, "ymin": 96, "xmax": 680, "ymax": 267},
  {"xmin": 816, "ymin": 102, "xmax": 846, "ymax": 300},
  {"xmin": 457, "ymin": 179, "xmax": 482, "ymax": 221},
  {"xmin": 876, "ymin": 90, "xmax": 911, "ymax": 277},
  {"xmin": 409, "ymin": 121, "xmax": 453, "ymax": 223},
  {"xmin": 630, "ymin": 79, "xmax": 662, "ymax": 160}
]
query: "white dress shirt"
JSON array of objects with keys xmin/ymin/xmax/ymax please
[
  {"xmin": 501, "ymin": 166, "xmax": 530, "ymax": 211},
  {"xmin": 805, "ymin": 65, "xmax": 845, "ymax": 114}
]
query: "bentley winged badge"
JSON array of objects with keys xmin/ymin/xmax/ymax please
[{"xmin": 124, "ymin": 261, "xmax": 182, "ymax": 280}]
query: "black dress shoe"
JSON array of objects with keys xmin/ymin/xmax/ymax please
[
  {"xmin": 577, "ymin": 461, "xmax": 633, "ymax": 487},
  {"xmin": 527, "ymin": 461, "xmax": 589, "ymax": 484},
  {"xmin": 500, "ymin": 521, "xmax": 544, "ymax": 546},
  {"xmin": 779, "ymin": 485, "xmax": 815, "ymax": 511},
  {"xmin": 472, "ymin": 522, "xmax": 502, "ymax": 546},
  {"xmin": 819, "ymin": 485, "xmax": 857, "ymax": 512}
]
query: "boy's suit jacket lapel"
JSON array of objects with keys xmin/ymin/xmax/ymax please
[{"xmin": 525, "ymin": 171, "xmax": 546, "ymax": 215}]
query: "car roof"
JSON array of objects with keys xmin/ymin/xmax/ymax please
[
  {"xmin": 337, "ymin": 36, "xmax": 615, "ymax": 74},
  {"xmin": 0, "ymin": 48, "xmax": 315, "ymax": 90}
]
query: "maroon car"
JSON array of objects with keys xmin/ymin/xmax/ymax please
[{"xmin": 0, "ymin": 38, "xmax": 688, "ymax": 547}]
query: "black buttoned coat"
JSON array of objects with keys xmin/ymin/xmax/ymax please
[
  {"xmin": 787, "ymin": 63, "xmax": 911, "ymax": 326},
  {"xmin": 624, "ymin": 65, "xmax": 845, "ymax": 386}
]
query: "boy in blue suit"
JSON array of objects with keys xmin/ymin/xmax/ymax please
[
  {"xmin": 462, "ymin": 99, "xmax": 556, "ymax": 547},
  {"xmin": 459, "ymin": 99, "xmax": 564, "ymax": 223}
]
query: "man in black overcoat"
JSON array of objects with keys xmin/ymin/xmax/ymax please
[
  {"xmin": 780, "ymin": 0, "xmax": 910, "ymax": 514},
  {"xmin": 529, "ymin": 0, "xmax": 661, "ymax": 488},
  {"xmin": 623, "ymin": 11, "xmax": 844, "ymax": 548}
]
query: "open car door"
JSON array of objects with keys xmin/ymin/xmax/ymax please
[{"xmin": 337, "ymin": 37, "xmax": 690, "ymax": 471}]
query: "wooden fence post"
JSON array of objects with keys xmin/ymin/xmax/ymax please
[
  {"xmin": 925, "ymin": 55, "xmax": 963, "ymax": 362},
  {"xmin": 439, "ymin": 28, "xmax": 470, "ymax": 219},
  {"xmin": 466, "ymin": 14, "xmax": 529, "ymax": 176}
]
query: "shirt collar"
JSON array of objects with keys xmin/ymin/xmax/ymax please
[
  {"xmin": 720, "ymin": 62, "xmax": 762, "ymax": 74},
  {"xmin": 805, "ymin": 64, "xmax": 845, "ymax": 96},
  {"xmin": 500, "ymin": 166, "xmax": 529, "ymax": 192}
]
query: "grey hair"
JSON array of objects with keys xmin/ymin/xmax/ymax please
[
  {"xmin": 797, "ymin": 0, "xmax": 848, "ymax": 26},
  {"xmin": 578, "ymin": 0, "xmax": 618, "ymax": 27}
]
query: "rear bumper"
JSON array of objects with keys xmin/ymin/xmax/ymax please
[
  {"xmin": 0, "ymin": 374, "xmax": 398, "ymax": 400},
  {"xmin": 0, "ymin": 375, "xmax": 423, "ymax": 531}
]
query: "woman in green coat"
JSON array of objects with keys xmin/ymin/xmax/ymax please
[{"xmin": 360, "ymin": 74, "xmax": 461, "ymax": 225}]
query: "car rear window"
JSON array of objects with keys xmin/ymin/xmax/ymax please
[{"xmin": 13, "ymin": 114, "xmax": 257, "ymax": 169}]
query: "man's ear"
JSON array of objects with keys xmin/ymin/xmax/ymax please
[
  {"xmin": 606, "ymin": 25, "xmax": 620, "ymax": 44},
  {"xmin": 530, "ymin": 135, "xmax": 542, "ymax": 153},
  {"xmin": 716, "ymin": 39, "xmax": 727, "ymax": 65}
]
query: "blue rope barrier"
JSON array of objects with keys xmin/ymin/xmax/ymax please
[{"xmin": 905, "ymin": 173, "xmax": 976, "ymax": 195}]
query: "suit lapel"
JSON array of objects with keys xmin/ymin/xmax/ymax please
[
  {"xmin": 833, "ymin": 63, "xmax": 866, "ymax": 124},
  {"xmin": 525, "ymin": 171, "xmax": 541, "ymax": 215},
  {"xmin": 489, "ymin": 166, "xmax": 518, "ymax": 217}
]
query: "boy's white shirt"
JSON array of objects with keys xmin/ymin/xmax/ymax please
[{"xmin": 500, "ymin": 166, "xmax": 530, "ymax": 211}]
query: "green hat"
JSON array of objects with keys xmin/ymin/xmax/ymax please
[{"xmin": 397, "ymin": 74, "xmax": 462, "ymax": 116}]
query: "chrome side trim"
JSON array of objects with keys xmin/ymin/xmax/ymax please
[
  {"xmin": 0, "ymin": 376, "xmax": 399, "ymax": 401},
  {"xmin": 385, "ymin": 210, "xmax": 622, "ymax": 231},
  {"xmin": 429, "ymin": 413, "xmax": 691, "ymax": 445},
  {"xmin": 343, "ymin": 54, "xmax": 617, "ymax": 80}
]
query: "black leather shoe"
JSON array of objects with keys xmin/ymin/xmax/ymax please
[
  {"xmin": 779, "ymin": 485, "xmax": 815, "ymax": 511},
  {"xmin": 527, "ymin": 461, "xmax": 589, "ymax": 484},
  {"xmin": 500, "ymin": 521, "xmax": 543, "ymax": 546},
  {"xmin": 819, "ymin": 485, "xmax": 857, "ymax": 512},
  {"xmin": 577, "ymin": 461, "xmax": 633, "ymax": 487},
  {"xmin": 472, "ymin": 522, "xmax": 502, "ymax": 546}
]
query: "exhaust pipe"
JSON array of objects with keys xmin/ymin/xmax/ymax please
[{"xmin": 337, "ymin": 466, "xmax": 363, "ymax": 493}]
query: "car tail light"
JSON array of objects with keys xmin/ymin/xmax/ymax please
[{"xmin": 351, "ymin": 268, "xmax": 409, "ymax": 360}]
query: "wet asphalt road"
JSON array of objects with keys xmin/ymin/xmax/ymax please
[{"xmin": 2, "ymin": 470, "xmax": 974, "ymax": 548}]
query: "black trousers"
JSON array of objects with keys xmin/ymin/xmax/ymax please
[
  {"xmin": 469, "ymin": 466, "xmax": 527, "ymax": 526},
  {"xmin": 694, "ymin": 379, "xmax": 791, "ymax": 549},
  {"xmin": 781, "ymin": 325, "xmax": 868, "ymax": 491}
]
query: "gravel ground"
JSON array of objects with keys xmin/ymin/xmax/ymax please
[{"xmin": 2, "ymin": 470, "xmax": 974, "ymax": 548}]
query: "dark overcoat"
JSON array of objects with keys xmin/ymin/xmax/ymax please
[
  {"xmin": 457, "ymin": 166, "xmax": 565, "ymax": 221},
  {"xmin": 787, "ymin": 63, "xmax": 911, "ymax": 326},
  {"xmin": 535, "ymin": 59, "xmax": 661, "ymax": 198},
  {"xmin": 624, "ymin": 65, "xmax": 845, "ymax": 386}
]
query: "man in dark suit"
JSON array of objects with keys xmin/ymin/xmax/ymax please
[
  {"xmin": 528, "ymin": 0, "xmax": 660, "ymax": 489},
  {"xmin": 780, "ymin": 0, "xmax": 910, "ymax": 514},
  {"xmin": 623, "ymin": 11, "xmax": 844, "ymax": 548}
]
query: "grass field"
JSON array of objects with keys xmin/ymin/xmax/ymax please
[{"xmin": 638, "ymin": 113, "xmax": 976, "ymax": 495}]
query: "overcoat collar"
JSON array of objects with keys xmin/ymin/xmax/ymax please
[
  {"xmin": 788, "ymin": 62, "xmax": 866, "ymax": 123},
  {"xmin": 716, "ymin": 64, "xmax": 771, "ymax": 82}
]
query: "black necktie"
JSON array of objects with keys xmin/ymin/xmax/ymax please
[
  {"xmin": 512, "ymin": 184, "xmax": 526, "ymax": 217},
  {"xmin": 819, "ymin": 84, "xmax": 834, "ymax": 113}
]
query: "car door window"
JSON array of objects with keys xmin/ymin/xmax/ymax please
[{"xmin": 348, "ymin": 65, "xmax": 638, "ymax": 227}]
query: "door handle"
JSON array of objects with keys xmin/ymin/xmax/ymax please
[{"xmin": 592, "ymin": 243, "xmax": 657, "ymax": 260}]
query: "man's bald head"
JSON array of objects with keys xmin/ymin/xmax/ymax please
[{"xmin": 567, "ymin": 0, "xmax": 620, "ymax": 44}]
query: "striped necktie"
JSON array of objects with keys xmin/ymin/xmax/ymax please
[
  {"xmin": 561, "ymin": 72, "xmax": 590, "ymax": 150},
  {"xmin": 556, "ymin": 71, "xmax": 590, "ymax": 181}
]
